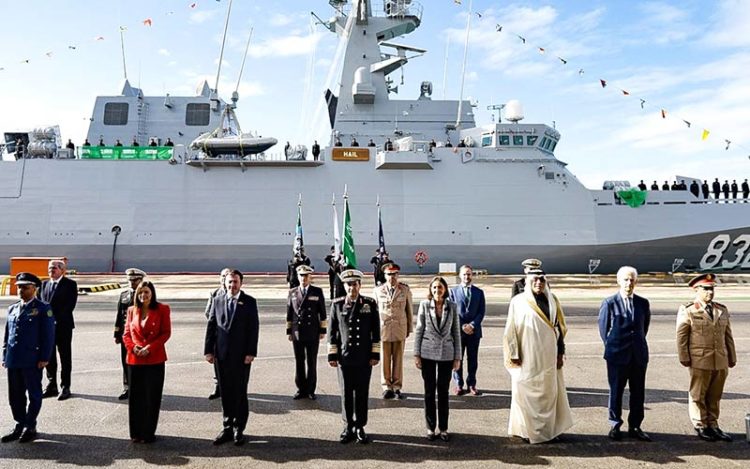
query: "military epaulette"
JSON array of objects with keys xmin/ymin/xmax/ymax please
[
  {"xmin": 682, "ymin": 302, "xmax": 693, "ymax": 308},
  {"xmin": 400, "ymin": 283, "xmax": 410, "ymax": 289},
  {"xmin": 333, "ymin": 296, "xmax": 347, "ymax": 303},
  {"xmin": 713, "ymin": 301, "xmax": 726, "ymax": 308}
]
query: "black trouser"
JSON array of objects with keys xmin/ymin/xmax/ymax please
[
  {"xmin": 216, "ymin": 359, "xmax": 251, "ymax": 432},
  {"xmin": 119, "ymin": 342, "xmax": 129, "ymax": 388},
  {"xmin": 337, "ymin": 364, "xmax": 372, "ymax": 429},
  {"xmin": 328, "ymin": 272, "xmax": 336, "ymax": 301},
  {"xmin": 7, "ymin": 367, "xmax": 43, "ymax": 429},
  {"xmin": 292, "ymin": 340, "xmax": 319, "ymax": 395},
  {"xmin": 46, "ymin": 326, "xmax": 73, "ymax": 389},
  {"xmin": 421, "ymin": 358, "xmax": 453, "ymax": 432},
  {"xmin": 128, "ymin": 363, "xmax": 165, "ymax": 440},
  {"xmin": 606, "ymin": 359, "xmax": 647, "ymax": 428}
]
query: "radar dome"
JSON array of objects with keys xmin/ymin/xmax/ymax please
[{"xmin": 505, "ymin": 100, "xmax": 524, "ymax": 122}]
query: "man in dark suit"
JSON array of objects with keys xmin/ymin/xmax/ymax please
[
  {"xmin": 328, "ymin": 269, "xmax": 380, "ymax": 444},
  {"xmin": 205, "ymin": 268, "xmax": 231, "ymax": 400},
  {"xmin": 712, "ymin": 178, "xmax": 721, "ymax": 199},
  {"xmin": 39, "ymin": 260, "xmax": 77, "ymax": 401},
  {"xmin": 742, "ymin": 179, "xmax": 749, "ymax": 200},
  {"xmin": 2, "ymin": 273, "xmax": 55, "ymax": 443},
  {"xmin": 701, "ymin": 180, "xmax": 709, "ymax": 199},
  {"xmin": 449, "ymin": 265, "xmax": 486, "ymax": 396},
  {"xmin": 598, "ymin": 266, "xmax": 652, "ymax": 442},
  {"xmin": 287, "ymin": 265, "xmax": 327, "ymax": 400},
  {"xmin": 113, "ymin": 268, "xmax": 146, "ymax": 400},
  {"xmin": 204, "ymin": 269, "xmax": 259, "ymax": 446}
]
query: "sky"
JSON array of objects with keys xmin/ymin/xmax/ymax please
[{"xmin": 1, "ymin": 0, "xmax": 749, "ymax": 188}]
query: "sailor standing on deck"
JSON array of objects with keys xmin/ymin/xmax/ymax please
[
  {"xmin": 676, "ymin": 273, "xmax": 736, "ymax": 442},
  {"xmin": 328, "ymin": 269, "xmax": 381, "ymax": 444},
  {"xmin": 286, "ymin": 265, "xmax": 327, "ymax": 400},
  {"xmin": 114, "ymin": 268, "xmax": 146, "ymax": 400},
  {"xmin": 39, "ymin": 260, "xmax": 77, "ymax": 401},
  {"xmin": 2, "ymin": 273, "xmax": 55, "ymax": 443}
]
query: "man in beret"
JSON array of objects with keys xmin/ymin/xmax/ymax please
[
  {"xmin": 511, "ymin": 259, "xmax": 542, "ymax": 299},
  {"xmin": 2, "ymin": 273, "xmax": 55, "ymax": 443},
  {"xmin": 676, "ymin": 273, "xmax": 736, "ymax": 442},
  {"xmin": 286, "ymin": 265, "xmax": 327, "ymax": 400},
  {"xmin": 328, "ymin": 269, "xmax": 381, "ymax": 444},
  {"xmin": 39, "ymin": 260, "xmax": 78, "ymax": 401},
  {"xmin": 373, "ymin": 262, "xmax": 413, "ymax": 399},
  {"xmin": 113, "ymin": 268, "xmax": 146, "ymax": 400}
]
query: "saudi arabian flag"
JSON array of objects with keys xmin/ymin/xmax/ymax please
[{"xmin": 342, "ymin": 196, "xmax": 357, "ymax": 268}]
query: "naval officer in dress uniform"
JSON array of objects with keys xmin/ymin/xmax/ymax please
[
  {"xmin": 114, "ymin": 268, "xmax": 146, "ymax": 400},
  {"xmin": 676, "ymin": 273, "xmax": 736, "ymax": 442},
  {"xmin": 373, "ymin": 262, "xmax": 413, "ymax": 399},
  {"xmin": 286, "ymin": 265, "xmax": 327, "ymax": 400},
  {"xmin": 328, "ymin": 269, "xmax": 381, "ymax": 444},
  {"xmin": 2, "ymin": 273, "xmax": 55, "ymax": 443},
  {"xmin": 511, "ymin": 258, "xmax": 543, "ymax": 299}
]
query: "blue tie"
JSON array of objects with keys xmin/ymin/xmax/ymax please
[{"xmin": 626, "ymin": 297, "xmax": 633, "ymax": 320}]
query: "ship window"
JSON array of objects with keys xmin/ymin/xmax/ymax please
[
  {"xmin": 481, "ymin": 135, "xmax": 493, "ymax": 147},
  {"xmin": 550, "ymin": 141, "xmax": 557, "ymax": 151},
  {"xmin": 545, "ymin": 172, "xmax": 555, "ymax": 180},
  {"xmin": 544, "ymin": 138, "xmax": 554, "ymax": 150},
  {"xmin": 103, "ymin": 103, "xmax": 129, "ymax": 125},
  {"xmin": 527, "ymin": 135, "xmax": 538, "ymax": 146},
  {"xmin": 499, "ymin": 135, "xmax": 510, "ymax": 146},
  {"xmin": 540, "ymin": 137, "xmax": 547, "ymax": 148},
  {"xmin": 513, "ymin": 135, "xmax": 524, "ymax": 146},
  {"xmin": 185, "ymin": 103, "xmax": 210, "ymax": 126}
]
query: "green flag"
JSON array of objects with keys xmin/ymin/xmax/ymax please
[
  {"xmin": 617, "ymin": 188, "xmax": 648, "ymax": 208},
  {"xmin": 342, "ymin": 196, "xmax": 357, "ymax": 268}
]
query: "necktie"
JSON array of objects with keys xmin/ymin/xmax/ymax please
[
  {"xmin": 628, "ymin": 297, "xmax": 634, "ymax": 320},
  {"xmin": 465, "ymin": 287, "xmax": 471, "ymax": 303},
  {"xmin": 225, "ymin": 298, "xmax": 235, "ymax": 326},
  {"xmin": 49, "ymin": 282, "xmax": 57, "ymax": 301},
  {"xmin": 301, "ymin": 288, "xmax": 307, "ymax": 298},
  {"xmin": 705, "ymin": 303, "xmax": 713, "ymax": 320}
]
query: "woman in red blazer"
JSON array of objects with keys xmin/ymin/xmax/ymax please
[{"xmin": 122, "ymin": 280, "xmax": 171, "ymax": 443}]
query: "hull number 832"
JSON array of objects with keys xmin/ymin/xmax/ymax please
[{"xmin": 700, "ymin": 234, "xmax": 750, "ymax": 270}]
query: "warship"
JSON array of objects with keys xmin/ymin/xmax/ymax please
[{"xmin": 1, "ymin": 0, "xmax": 749, "ymax": 274}]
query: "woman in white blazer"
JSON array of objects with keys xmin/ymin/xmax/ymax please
[{"xmin": 414, "ymin": 276, "xmax": 462, "ymax": 441}]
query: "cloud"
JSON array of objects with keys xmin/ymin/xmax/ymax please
[
  {"xmin": 189, "ymin": 10, "xmax": 219, "ymax": 25},
  {"xmin": 269, "ymin": 13, "xmax": 294, "ymax": 27},
  {"xmin": 625, "ymin": 1, "xmax": 696, "ymax": 45},
  {"xmin": 705, "ymin": 0, "xmax": 750, "ymax": 47},
  {"xmin": 158, "ymin": 48, "xmax": 170, "ymax": 56},
  {"xmin": 247, "ymin": 32, "xmax": 324, "ymax": 58}
]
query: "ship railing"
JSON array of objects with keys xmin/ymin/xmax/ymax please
[{"xmin": 341, "ymin": 1, "xmax": 423, "ymax": 22}]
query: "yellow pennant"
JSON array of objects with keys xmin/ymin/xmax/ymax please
[{"xmin": 701, "ymin": 129, "xmax": 710, "ymax": 141}]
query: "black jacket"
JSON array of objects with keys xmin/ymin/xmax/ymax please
[
  {"xmin": 39, "ymin": 276, "xmax": 78, "ymax": 329},
  {"xmin": 286, "ymin": 285, "xmax": 327, "ymax": 341},
  {"xmin": 204, "ymin": 291, "xmax": 259, "ymax": 363}
]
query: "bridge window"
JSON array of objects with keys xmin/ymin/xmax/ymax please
[
  {"xmin": 513, "ymin": 135, "xmax": 524, "ymax": 146},
  {"xmin": 527, "ymin": 135, "xmax": 538, "ymax": 146},
  {"xmin": 544, "ymin": 138, "xmax": 554, "ymax": 150},
  {"xmin": 481, "ymin": 134, "xmax": 493, "ymax": 147},
  {"xmin": 498, "ymin": 135, "xmax": 510, "ymax": 146},
  {"xmin": 103, "ymin": 103, "xmax": 129, "ymax": 125},
  {"xmin": 185, "ymin": 103, "xmax": 210, "ymax": 126},
  {"xmin": 550, "ymin": 140, "xmax": 557, "ymax": 151}
]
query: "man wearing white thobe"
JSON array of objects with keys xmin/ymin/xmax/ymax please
[{"xmin": 503, "ymin": 269, "xmax": 573, "ymax": 444}]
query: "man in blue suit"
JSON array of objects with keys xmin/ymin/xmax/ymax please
[
  {"xmin": 2, "ymin": 273, "xmax": 55, "ymax": 443},
  {"xmin": 449, "ymin": 265, "xmax": 485, "ymax": 396},
  {"xmin": 598, "ymin": 266, "xmax": 652, "ymax": 442}
]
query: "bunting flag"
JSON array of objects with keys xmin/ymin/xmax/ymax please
[
  {"xmin": 332, "ymin": 196, "xmax": 341, "ymax": 263},
  {"xmin": 538, "ymin": 47, "xmax": 545, "ymax": 54},
  {"xmin": 293, "ymin": 198, "xmax": 304, "ymax": 256},
  {"xmin": 143, "ymin": 18, "xmax": 153, "ymax": 27},
  {"xmin": 342, "ymin": 195, "xmax": 357, "ymax": 269},
  {"xmin": 599, "ymin": 79, "xmax": 607, "ymax": 88},
  {"xmin": 621, "ymin": 89, "xmax": 629, "ymax": 96},
  {"xmin": 496, "ymin": 24, "xmax": 502, "ymax": 32},
  {"xmin": 640, "ymin": 99, "xmax": 646, "ymax": 109},
  {"xmin": 702, "ymin": 129, "xmax": 710, "ymax": 141},
  {"xmin": 725, "ymin": 139, "xmax": 731, "ymax": 150},
  {"xmin": 557, "ymin": 56, "xmax": 567, "ymax": 64},
  {"xmin": 190, "ymin": 2, "xmax": 198, "ymax": 8},
  {"xmin": 661, "ymin": 109, "xmax": 667, "ymax": 119},
  {"xmin": 517, "ymin": 35, "xmax": 526, "ymax": 44},
  {"xmin": 683, "ymin": 120, "xmax": 691, "ymax": 128}
]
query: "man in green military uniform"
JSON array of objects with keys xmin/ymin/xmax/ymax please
[
  {"xmin": 676, "ymin": 273, "xmax": 736, "ymax": 442},
  {"xmin": 328, "ymin": 269, "xmax": 381, "ymax": 444},
  {"xmin": 113, "ymin": 268, "xmax": 146, "ymax": 400},
  {"xmin": 2, "ymin": 273, "xmax": 56, "ymax": 443}
]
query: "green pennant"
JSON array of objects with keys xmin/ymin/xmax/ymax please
[{"xmin": 342, "ymin": 197, "xmax": 357, "ymax": 268}]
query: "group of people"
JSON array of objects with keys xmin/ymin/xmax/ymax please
[
  {"xmin": 2, "ymin": 259, "xmax": 738, "ymax": 448},
  {"xmin": 75, "ymin": 137, "xmax": 176, "ymax": 148},
  {"xmin": 639, "ymin": 178, "xmax": 749, "ymax": 200}
]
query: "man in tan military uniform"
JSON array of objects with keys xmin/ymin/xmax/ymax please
[
  {"xmin": 373, "ymin": 262, "xmax": 413, "ymax": 399},
  {"xmin": 676, "ymin": 273, "xmax": 736, "ymax": 442}
]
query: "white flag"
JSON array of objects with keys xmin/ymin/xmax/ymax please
[{"xmin": 333, "ymin": 199, "xmax": 341, "ymax": 262}]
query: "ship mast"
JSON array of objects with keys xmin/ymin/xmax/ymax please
[{"xmin": 456, "ymin": 0, "xmax": 473, "ymax": 128}]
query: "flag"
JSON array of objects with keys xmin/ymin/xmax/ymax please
[
  {"xmin": 342, "ymin": 195, "xmax": 357, "ymax": 268},
  {"xmin": 558, "ymin": 56, "xmax": 567, "ymax": 64},
  {"xmin": 701, "ymin": 129, "xmax": 710, "ymax": 141},
  {"xmin": 599, "ymin": 79, "xmax": 607, "ymax": 88},
  {"xmin": 661, "ymin": 109, "xmax": 667, "ymax": 119},
  {"xmin": 143, "ymin": 18, "xmax": 153, "ymax": 27},
  {"xmin": 621, "ymin": 89, "xmax": 630, "ymax": 96},
  {"xmin": 190, "ymin": 2, "xmax": 197, "ymax": 8},
  {"xmin": 293, "ymin": 202, "xmax": 304, "ymax": 256},
  {"xmin": 332, "ymin": 197, "xmax": 341, "ymax": 263},
  {"xmin": 377, "ymin": 205, "xmax": 386, "ymax": 256},
  {"xmin": 538, "ymin": 47, "xmax": 545, "ymax": 54}
]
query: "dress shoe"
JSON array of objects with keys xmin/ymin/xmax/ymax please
[
  {"xmin": 233, "ymin": 430, "xmax": 246, "ymax": 446},
  {"xmin": 19, "ymin": 428, "xmax": 37, "ymax": 443},
  {"xmin": 439, "ymin": 431, "xmax": 450, "ymax": 442},
  {"xmin": 468, "ymin": 386, "xmax": 481, "ymax": 396},
  {"xmin": 453, "ymin": 387, "xmax": 465, "ymax": 396},
  {"xmin": 208, "ymin": 388, "xmax": 221, "ymax": 400},
  {"xmin": 118, "ymin": 390, "xmax": 129, "ymax": 401},
  {"xmin": 213, "ymin": 429, "xmax": 233, "ymax": 446},
  {"xmin": 608, "ymin": 427, "xmax": 622, "ymax": 441},
  {"xmin": 426, "ymin": 430, "xmax": 436, "ymax": 441},
  {"xmin": 1, "ymin": 427, "xmax": 23, "ymax": 443},
  {"xmin": 355, "ymin": 427, "xmax": 369, "ymax": 444},
  {"xmin": 382, "ymin": 390, "xmax": 395, "ymax": 399},
  {"xmin": 58, "ymin": 387, "xmax": 71, "ymax": 401},
  {"xmin": 142, "ymin": 435, "xmax": 156, "ymax": 444},
  {"xmin": 713, "ymin": 428, "xmax": 733, "ymax": 442},
  {"xmin": 393, "ymin": 390, "xmax": 403, "ymax": 399},
  {"xmin": 42, "ymin": 386, "xmax": 59, "ymax": 399},
  {"xmin": 293, "ymin": 391, "xmax": 304, "ymax": 400},
  {"xmin": 696, "ymin": 427, "xmax": 716, "ymax": 442},
  {"xmin": 308, "ymin": 393, "xmax": 317, "ymax": 400},
  {"xmin": 339, "ymin": 427, "xmax": 354, "ymax": 444},
  {"xmin": 628, "ymin": 428, "xmax": 652, "ymax": 442}
]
